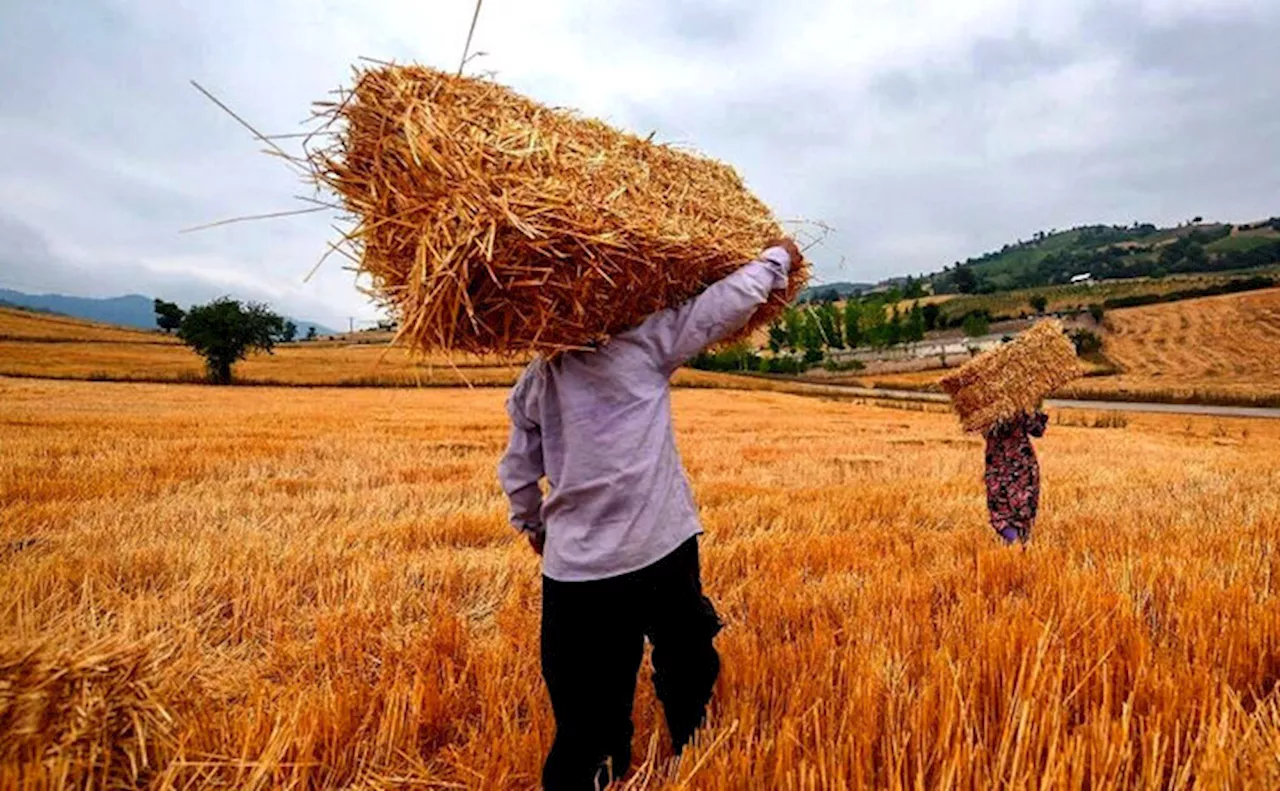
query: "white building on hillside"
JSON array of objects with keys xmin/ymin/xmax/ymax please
[{"xmin": 1070, "ymin": 272, "xmax": 1094, "ymax": 285}]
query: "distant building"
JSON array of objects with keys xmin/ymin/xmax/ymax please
[{"xmin": 1070, "ymin": 273, "xmax": 1094, "ymax": 285}]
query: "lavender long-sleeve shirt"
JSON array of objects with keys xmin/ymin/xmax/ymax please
[{"xmin": 497, "ymin": 247, "xmax": 793, "ymax": 581}]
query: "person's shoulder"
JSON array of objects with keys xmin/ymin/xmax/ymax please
[
  {"xmin": 515, "ymin": 356, "xmax": 547, "ymax": 391},
  {"xmin": 508, "ymin": 357, "xmax": 544, "ymax": 401},
  {"xmin": 521, "ymin": 355, "xmax": 546, "ymax": 378},
  {"xmin": 506, "ymin": 358, "xmax": 547, "ymax": 423}
]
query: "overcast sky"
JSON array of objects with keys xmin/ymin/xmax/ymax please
[{"xmin": 1, "ymin": 0, "xmax": 1277, "ymax": 327}]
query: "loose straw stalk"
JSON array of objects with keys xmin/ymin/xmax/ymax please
[
  {"xmin": 940, "ymin": 319, "xmax": 1085, "ymax": 433},
  {"xmin": 308, "ymin": 64, "xmax": 808, "ymax": 356}
]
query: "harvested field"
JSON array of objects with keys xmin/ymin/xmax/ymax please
[
  {"xmin": 934, "ymin": 274, "xmax": 1274, "ymax": 324},
  {"xmin": 4, "ymin": 289, "xmax": 1280, "ymax": 409},
  {"xmin": 0, "ymin": 339, "xmax": 523, "ymax": 387},
  {"xmin": 0, "ymin": 307, "xmax": 523, "ymax": 386},
  {"xmin": 0, "ymin": 307, "xmax": 178, "ymax": 343},
  {"xmin": 0, "ymin": 309, "xmax": 860, "ymax": 395},
  {"xmin": 0, "ymin": 338, "xmax": 789, "ymax": 392},
  {"xmin": 1065, "ymin": 288, "xmax": 1280, "ymax": 403},
  {"xmin": 853, "ymin": 289, "xmax": 1280, "ymax": 407},
  {"xmin": 3, "ymin": 378, "xmax": 1280, "ymax": 788}
]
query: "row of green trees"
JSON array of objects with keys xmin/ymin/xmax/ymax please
[
  {"xmin": 941, "ymin": 223, "xmax": 1280, "ymax": 293},
  {"xmin": 767, "ymin": 300, "xmax": 947, "ymax": 357},
  {"xmin": 803, "ymin": 275, "xmax": 928, "ymax": 305},
  {"xmin": 691, "ymin": 296, "xmax": 995, "ymax": 375},
  {"xmin": 154, "ymin": 297, "xmax": 311, "ymax": 384}
]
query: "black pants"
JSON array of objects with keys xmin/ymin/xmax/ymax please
[{"xmin": 540, "ymin": 537, "xmax": 722, "ymax": 790}]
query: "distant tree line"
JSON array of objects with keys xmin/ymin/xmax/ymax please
[
  {"xmin": 934, "ymin": 223, "xmax": 1162, "ymax": 294},
  {"xmin": 801, "ymin": 275, "xmax": 927, "ymax": 307},
  {"xmin": 1101, "ymin": 276, "xmax": 1276, "ymax": 310},
  {"xmin": 772, "ymin": 300, "xmax": 931, "ymax": 354},
  {"xmin": 932, "ymin": 223, "xmax": 1280, "ymax": 294},
  {"xmin": 691, "ymin": 296, "xmax": 951, "ymax": 375},
  {"xmin": 1238, "ymin": 217, "xmax": 1280, "ymax": 233}
]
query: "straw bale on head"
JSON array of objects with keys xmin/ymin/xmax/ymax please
[
  {"xmin": 309, "ymin": 64, "xmax": 808, "ymax": 356},
  {"xmin": 940, "ymin": 319, "xmax": 1084, "ymax": 433}
]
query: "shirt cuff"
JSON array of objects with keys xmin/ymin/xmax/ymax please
[{"xmin": 760, "ymin": 246, "xmax": 792, "ymax": 274}]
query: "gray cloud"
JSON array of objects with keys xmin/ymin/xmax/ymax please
[
  {"xmin": 0, "ymin": 214, "xmax": 67, "ymax": 296},
  {"xmin": 0, "ymin": 0, "xmax": 1277, "ymax": 311},
  {"xmin": 615, "ymin": 0, "xmax": 1280, "ymax": 278},
  {"xmin": 0, "ymin": 211, "xmax": 343, "ymax": 323}
]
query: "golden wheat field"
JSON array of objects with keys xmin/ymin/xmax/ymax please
[
  {"xmin": 0, "ymin": 308, "xmax": 180, "ymax": 344},
  {"xmin": 857, "ymin": 290, "xmax": 1280, "ymax": 406},
  {"xmin": 0, "ymin": 309, "xmax": 837, "ymax": 396},
  {"xmin": 6, "ymin": 291, "xmax": 1280, "ymax": 407},
  {"xmin": 0, "ymin": 339, "xmax": 528, "ymax": 387},
  {"xmin": 4, "ymin": 377, "xmax": 1280, "ymax": 790},
  {"xmin": 1066, "ymin": 288, "xmax": 1280, "ymax": 403},
  {"xmin": 0, "ymin": 307, "xmax": 525, "ymax": 386},
  {"xmin": 933, "ymin": 274, "xmax": 1277, "ymax": 325}
]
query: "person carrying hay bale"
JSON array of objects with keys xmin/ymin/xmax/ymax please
[
  {"xmin": 307, "ymin": 64, "xmax": 809, "ymax": 787},
  {"xmin": 499, "ymin": 238, "xmax": 803, "ymax": 790},
  {"xmin": 939, "ymin": 320, "xmax": 1084, "ymax": 545}
]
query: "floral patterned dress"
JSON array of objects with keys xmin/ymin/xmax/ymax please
[{"xmin": 983, "ymin": 410, "xmax": 1048, "ymax": 543}]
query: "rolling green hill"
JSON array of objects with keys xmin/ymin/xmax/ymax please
[{"xmin": 930, "ymin": 218, "xmax": 1280, "ymax": 293}]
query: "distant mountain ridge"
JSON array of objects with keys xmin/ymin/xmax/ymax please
[
  {"xmin": 0, "ymin": 288, "xmax": 337, "ymax": 336},
  {"xmin": 798, "ymin": 281, "xmax": 875, "ymax": 302}
]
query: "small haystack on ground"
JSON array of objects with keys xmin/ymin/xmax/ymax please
[
  {"xmin": 0, "ymin": 638, "xmax": 174, "ymax": 788},
  {"xmin": 940, "ymin": 320, "xmax": 1084, "ymax": 433},
  {"xmin": 308, "ymin": 64, "xmax": 808, "ymax": 356}
]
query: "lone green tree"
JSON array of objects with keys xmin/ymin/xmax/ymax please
[
  {"xmin": 281, "ymin": 320, "xmax": 298, "ymax": 343},
  {"xmin": 953, "ymin": 267, "xmax": 979, "ymax": 294},
  {"xmin": 843, "ymin": 302, "xmax": 862, "ymax": 348},
  {"xmin": 886, "ymin": 307, "xmax": 903, "ymax": 346},
  {"xmin": 766, "ymin": 320, "xmax": 788, "ymax": 354},
  {"xmin": 963, "ymin": 312, "xmax": 990, "ymax": 338},
  {"xmin": 800, "ymin": 309, "xmax": 825, "ymax": 364},
  {"xmin": 782, "ymin": 307, "xmax": 804, "ymax": 353},
  {"xmin": 177, "ymin": 297, "xmax": 284, "ymax": 384},
  {"xmin": 153, "ymin": 298, "xmax": 185, "ymax": 333},
  {"xmin": 817, "ymin": 303, "xmax": 844, "ymax": 349},
  {"xmin": 904, "ymin": 303, "xmax": 926, "ymax": 343},
  {"xmin": 922, "ymin": 303, "xmax": 940, "ymax": 332},
  {"xmin": 1030, "ymin": 295, "xmax": 1048, "ymax": 314}
]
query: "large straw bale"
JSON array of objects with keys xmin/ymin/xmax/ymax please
[
  {"xmin": 309, "ymin": 64, "xmax": 808, "ymax": 355},
  {"xmin": 940, "ymin": 319, "xmax": 1084, "ymax": 433}
]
